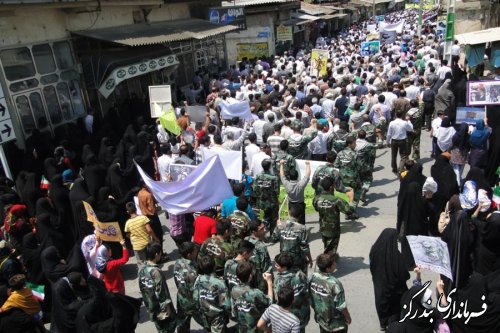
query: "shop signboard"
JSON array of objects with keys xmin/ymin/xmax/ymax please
[
  {"xmin": 208, "ymin": 6, "xmax": 246, "ymax": 30},
  {"xmin": 237, "ymin": 42, "xmax": 269, "ymax": 60},
  {"xmin": 276, "ymin": 25, "xmax": 293, "ymax": 41}
]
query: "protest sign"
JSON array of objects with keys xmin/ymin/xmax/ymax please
[
  {"xmin": 379, "ymin": 20, "xmax": 405, "ymax": 33},
  {"xmin": 83, "ymin": 201, "xmax": 123, "ymax": 242},
  {"xmin": 185, "ymin": 105, "xmax": 207, "ymax": 123},
  {"xmin": 149, "ymin": 85, "xmax": 172, "ymax": 118},
  {"xmin": 361, "ymin": 41, "xmax": 381, "ymax": 56},
  {"xmin": 310, "ymin": 49, "xmax": 329, "ymax": 77},
  {"xmin": 202, "ymin": 148, "xmax": 242, "ymax": 180},
  {"xmin": 407, "ymin": 235, "xmax": 453, "ymax": 281},
  {"xmin": 380, "ymin": 30, "xmax": 397, "ymax": 44},
  {"xmin": 220, "ymin": 100, "xmax": 253, "ymax": 120},
  {"xmin": 467, "ymin": 80, "xmax": 500, "ymax": 106},
  {"xmin": 455, "ymin": 106, "xmax": 486, "ymax": 125},
  {"xmin": 169, "ymin": 163, "xmax": 197, "ymax": 182}
]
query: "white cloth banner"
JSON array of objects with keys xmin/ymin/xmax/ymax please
[
  {"xmin": 367, "ymin": 24, "xmax": 377, "ymax": 32},
  {"xmin": 379, "ymin": 20, "xmax": 405, "ymax": 33},
  {"xmin": 202, "ymin": 148, "xmax": 242, "ymax": 180},
  {"xmin": 406, "ymin": 235, "xmax": 453, "ymax": 281},
  {"xmin": 295, "ymin": 159, "xmax": 328, "ymax": 181},
  {"xmin": 185, "ymin": 105, "xmax": 207, "ymax": 123},
  {"xmin": 135, "ymin": 156, "xmax": 233, "ymax": 214},
  {"xmin": 220, "ymin": 100, "xmax": 253, "ymax": 120}
]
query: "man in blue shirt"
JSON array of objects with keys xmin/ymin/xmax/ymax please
[{"xmin": 221, "ymin": 183, "xmax": 256, "ymax": 220}]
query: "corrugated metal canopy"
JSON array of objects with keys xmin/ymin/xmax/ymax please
[
  {"xmin": 321, "ymin": 13, "xmax": 348, "ymax": 19},
  {"xmin": 72, "ymin": 19, "xmax": 238, "ymax": 46},
  {"xmin": 455, "ymin": 27, "xmax": 500, "ymax": 45},
  {"xmin": 300, "ymin": 3, "xmax": 335, "ymax": 15},
  {"xmin": 291, "ymin": 12, "xmax": 320, "ymax": 21}
]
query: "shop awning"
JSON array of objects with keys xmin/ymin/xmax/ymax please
[
  {"xmin": 291, "ymin": 12, "xmax": 321, "ymax": 22},
  {"xmin": 321, "ymin": 13, "xmax": 348, "ymax": 19},
  {"xmin": 300, "ymin": 3, "xmax": 335, "ymax": 15},
  {"xmin": 222, "ymin": 0, "xmax": 295, "ymax": 6},
  {"xmin": 455, "ymin": 27, "xmax": 500, "ymax": 46},
  {"xmin": 72, "ymin": 18, "xmax": 238, "ymax": 46}
]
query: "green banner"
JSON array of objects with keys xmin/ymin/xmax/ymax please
[{"xmin": 445, "ymin": 12, "xmax": 455, "ymax": 41}]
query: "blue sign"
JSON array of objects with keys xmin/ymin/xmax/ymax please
[
  {"xmin": 208, "ymin": 7, "xmax": 246, "ymax": 30},
  {"xmin": 258, "ymin": 31, "xmax": 270, "ymax": 38}
]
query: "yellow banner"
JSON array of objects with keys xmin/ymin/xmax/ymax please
[
  {"xmin": 310, "ymin": 49, "xmax": 329, "ymax": 77},
  {"xmin": 83, "ymin": 201, "xmax": 123, "ymax": 242},
  {"xmin": 237, "ymin": 42, "xmax": 269, "ymax": 61}
]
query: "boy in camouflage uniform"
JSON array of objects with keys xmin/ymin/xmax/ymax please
[
  {"xmin": 253, "ymin": 159, "xmax": 279, "ymax": 235},
  {"xmin": 199, "ymin": 219, "xmax": 235, "ymax": 277},
  {"xmin": 270, "ymin": 205, "xmax": 313, "ymax": 273},
  {"xmin": 223, "ymin": 240, "xmax": 254, "ymax": 292},
  {"xmin": 312, "ymin": 151, "xmax": 347, "ymax": 195},
  {"xmin": 360, "ymin": 114, "xmax": 377, "ymax": 144},
  {"xmin": 230, "ymin": 261, "xmax": 273, "ymax": 333},
  {"xmin": 138, "ymin": 242, "xmax": 177, "ymax": 333},
  {"xmin": 244, "ymin": 220, "xmax": 272, "ymax": 293},
  {"xmin": 273, "ymin": 140, "xmax": 297, "ymax": 180},
  {"xmin": 355, "ymin": 129, "xmax": 377, "ymax": 204},
  {"xmin": 173, "ymin": 242, "xmax": 203, "ymax": 333},
  {"xmin": 287, "ymin": 124, "xmax": 317, "ymax": 159},
  {"xmin": 193, "ymin": 256, "xmax": 231, "ymax": 333},
  {"xmin": 313, "ymin": 178, "xmax": 355, "ymax": 257},
  {"xmin": 228, "ymin": 197, "xmax": 253, "ymax": 249},
  {"xmin": 333, "ymin": 136, "xmax": 361, "ymax": 219},
  {"xmin": 274, "ymin": 252, "xmax": 310, "ymax": 333},
  {"xmin": 309, "ymin": 254, "xmax": 352, "ymax": 333},
  {"xmin": 327, "ymin": 121, "xmax": 349, "ymax": 161},
  {"xmin": 406, "ymin": 99, "xmax": 422, "ymax": 160}
]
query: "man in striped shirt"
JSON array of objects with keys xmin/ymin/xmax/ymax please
[
  {"xmin": 257, "ymin": 286, "xmax": 300, "ymax": 333},
  {"xmin": 267, "ymin": 124, "xmax": 285, "ymax": 156}
]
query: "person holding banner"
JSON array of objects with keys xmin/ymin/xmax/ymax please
[{"xmin": 96, "ymin": 238, "xmax": 129, "ymax": 294}]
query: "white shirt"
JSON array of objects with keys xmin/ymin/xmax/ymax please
[
  {"xmin": 157, "ymin": 154, "xmax": 173, "ymax": 182},
  {"xmin": 405, "ymin": 85, "xmax": 420, "ymax": 101},
  {"xmin": 437, "ymin": 66, "xmax": 452, "ymax": 80},
  {"xmin": 431, "ymin": 117, "xmax": 443, "ymax": 138},
  {"xmin": 281, "ymin": 126, "xmax": 293, "ymax": 140},
  {"xmin": 250, "ymin": 151, "xmax": 270, "ymax": 177},
  {"xmin": 245, "ymin": 143, "xmax": 260, "ymax": 169},
  {"xmin": 252, "ymin": 119, "xmax": 266, "ymax": 144},
  {"xmin": 451, "ymin": 44, "xmax": 460, "ymax": 56},
  {"xmin": 387, "ymin": 118, "xmax": 414, "ymax": 143}
]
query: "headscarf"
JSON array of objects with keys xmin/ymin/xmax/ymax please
[
  {"xmin": 469, "ymin": 119, "xmax": 490, "ymax": 148},
  {"xmin": 463, "ymin": 167, "xmax": 491, "ymax": 197},
  {"xmin": 436, "ymin": 117, "xmax": 456, "ymax": 152},
  {"xmin": 459, "ymin": 180, "xmax": 478, "ymax": 211},
  {"xmin": 369, "ymin": 228, "xmax": 410, "ymax": 326},
  {"xmin": 41, "ymin": 246, "xmax": 71, "ymax": 283},
  {"xmin": 478, "ymin": 189, "xmax": 491, "ymax": 212},
  {"xmin": 81, "ymin": 234, "xmax": 96, "ymax": 262},
  {"xmin": 95, "ymin": 245, "xmax": 110, "ymax": 273},
  {"xmin": 451, "ymin": 123, "xmax": 469, "ymax": 150},
  {"xmin": 422, "ymin": 177, "xmax": 438, "ymax": 195}
]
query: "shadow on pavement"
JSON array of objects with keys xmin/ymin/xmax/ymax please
[
  {"xmin": 335, "ymin": 256, "xmax": 370, "ymax": 278},
  {"xmin": 341, "ymin": 220, "xmax": 366, "ymax": 233},
  {"xmin": 418, "ymin": 157, "xmax": 434, "ymax": 165},
  {"xmin": 376, "ymin": 150, "xmax": 388, "ymax": 159},
  {"xmin": 358, "ymin": 205, "xmax": 380, "ymax": 218},
  {"xmin": 365, "ymin": 191, "xmax": 397, "ymax": 203},
  {"xmin": 371, "ymin": 177, "xmax": 397, "ymax": 187}
]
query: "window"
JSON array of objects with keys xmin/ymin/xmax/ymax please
[
  {"xmin": 53, "ymin": 41, "xmax": 74, "ymax": 70},
  {"xmin": 68, "ymin": 80, "xmax": 85, "ymax": 116},
  {"xmin": 15, "ymin": 95, "xmax": 36, "ymax": 133},
  {"xmin": 29, "ymin": 92, "xmax": 48, "ymax": 129},
  {"xmin": 40, "ymin": 74, "xmax": 58, "ymax": 85},
  {"xmin": 0, "ymin": 47, "xmax": 36, "ymax": 81},
  {"xmin": 9, "ymin": 78, "xmax": 39, "ymax": 93},
  {"xmin": 43, "ymin": 86, "xmax": 62, "ymax": 125},
  {"xmin": 32, "ymin": 44, "xmax": 56, "ymax": 74},
  {"xmin": 56, "ymin": 82, "xmax": 73, "ymax": 120}
]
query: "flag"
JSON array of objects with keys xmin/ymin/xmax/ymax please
[
  {"xmin": 135, "ymin": 156, "xmax": 233, "ymax": 214},
  {"xmin": 202, "ymin": 148, "xmax": 242, "ymax": 180},
  {"xmin": 83, "ymin": 201, "xmax": 100, "ymax": 224},
  {"xmin": 159, "ymin": 107, "xmax": 181, "ymax": 135},
  {"xmin": 40, "ymin": 175, "xmax": 49, "ymax": 190},
  {"xmin": 220, "ymin": 100, "xmax": 252, "ymax": 120},
  {"xmin": 27, "ymin": 282, "xmax": 45, "ymax": 301}
]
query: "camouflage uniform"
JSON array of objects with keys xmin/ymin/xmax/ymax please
[
  {"xmin": 274, "ymin": 270, "xmax": 311, "ymax": 332},
  {"xmin": 253, "ymin": 172, "xmax": 279, "ymax": 234},
  {"xmin": 355, "ymin": 138, "xmax": 377, "ymax": 202},
  {"xmin": 288, "ymin": 132, "xmax": 317, "ymax": 159},
  {"xmin": 228, "ymin": 210, "xmax": 252, "ymax": 250},
  {"xmin": 309, "ymin": 272, "xmax": 348, "ymax": 333},
  {"xmin": 360, "ymin": 122, "xmax": 377, "ymax": 144},
  {"xmin": 327, "ymin": 129, "xmax": 349, "ymax": 161},
  {"xmin": 273, "ymin": 150, "xmax": 297, "ymax": 180},
  {"xmin": 311, "ymin": 163, "xmax": 346, "ymax": 195},
  {"xmin": 333, "ymin": 146, "xmax": 361, "ymax": 211},
  {"xmin": 313, "ymin": 193, "xmax": 355, "ymax": 256},
  {"xmin": 193, "ymin": 274, "xmax": 231, "ymax": 333},
  {"xmin": 270, "ymin": 217, "xmax": 310, "ymax": 273},
  {"xmin": 138, "ymin": 262, "xmax": 177, "ymax": 333},
  {"xmin": 199, "ymin": 237, "xmax": 235, "ymax": 277},
  {"xmin": 406, "ymin": 106, "xmax": 422, "ymax": 160},
  {"xmin": 291, "ymin": 118, "xmax": 305, "ymax": 133},
  {"xmin": 244, "ymin": 236, "xmax": 272, "ymax": 293},
  {"xmin": 173, "ymin": 258, "xmax": 203, "ymax": 333},
  {"xmin": 230, "ymin": 285, "xmax": 272, "ymax": 333},
  {"xmin": 223, "ymin": 258, "xmax": 243, "ymax": 292}
]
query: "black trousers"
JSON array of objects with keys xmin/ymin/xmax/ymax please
[
  {"xmin": 391, "ymin": 139, "xmax": 407, "ymax": 173},
  {"xmin": 288, "ymin": 201, "xmax": 306, "ymax": 224},
  {"xmin": 147, "ymin": 214, "xmax": 164, "ymax": 248},
  {"xmin": 311, "ymin": 153, "xmax": 327, "ymax": 161}
]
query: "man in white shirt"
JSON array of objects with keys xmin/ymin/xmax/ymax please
[
  {"xmin": 430, "ymin": 110, "xmax": 444, "ymax": 158},
  {"xmin": 252, "ymin": 111, "xmax": 267, "ymax": 145},
  {"xmin": 157, "ymin": 145, "xmax": 173, "ymax": 182},
  {"xmin": 451, "ymin": 40, "xmax": 461, "ymax": 66},
  {"xmin": 387, "ymin": 110, "xmax": 414, "ymax": 174},
  {"xmin": 280, "ymin": 118, "xmax": 293, "ymax": 140},
  {"xmin": 250, "ymin": 144, "xmax": 272, "ymax": 177},
  {"xmin": 436, "ymin": 59, "xmax": 452, "ymax": 80},
  {"xmin": 245, "ymin": 133, "xmax": 260, "ymax": 168}
]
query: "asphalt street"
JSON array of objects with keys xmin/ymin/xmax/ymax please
[{"xmin": 126, "ymin": 131, "xmax": 440, "ymax": 333}]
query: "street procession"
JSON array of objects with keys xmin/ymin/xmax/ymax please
[{"xmin": 0, "ymin": 0, "xmax": 499, "ymax": 332}]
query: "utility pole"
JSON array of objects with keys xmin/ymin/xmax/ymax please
[
  {"xmin": 373, "ymin": 0, "xmax": 376, "ymax": 19},
  {"xmin": 418, "ymin": 0, "xmax": 424, "ymax": 38}
]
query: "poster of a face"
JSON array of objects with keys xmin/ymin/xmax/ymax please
[
  {"xmin": 455, "ymin": 107, "xmax": 485, "ymax": 125},
  {"xmin": 467, "ymin": 80, "xmax": 500, "ymax": 106},
  {"xmin": 169, "ymin": 164, "xmax": 197, "ymax": 182}
]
